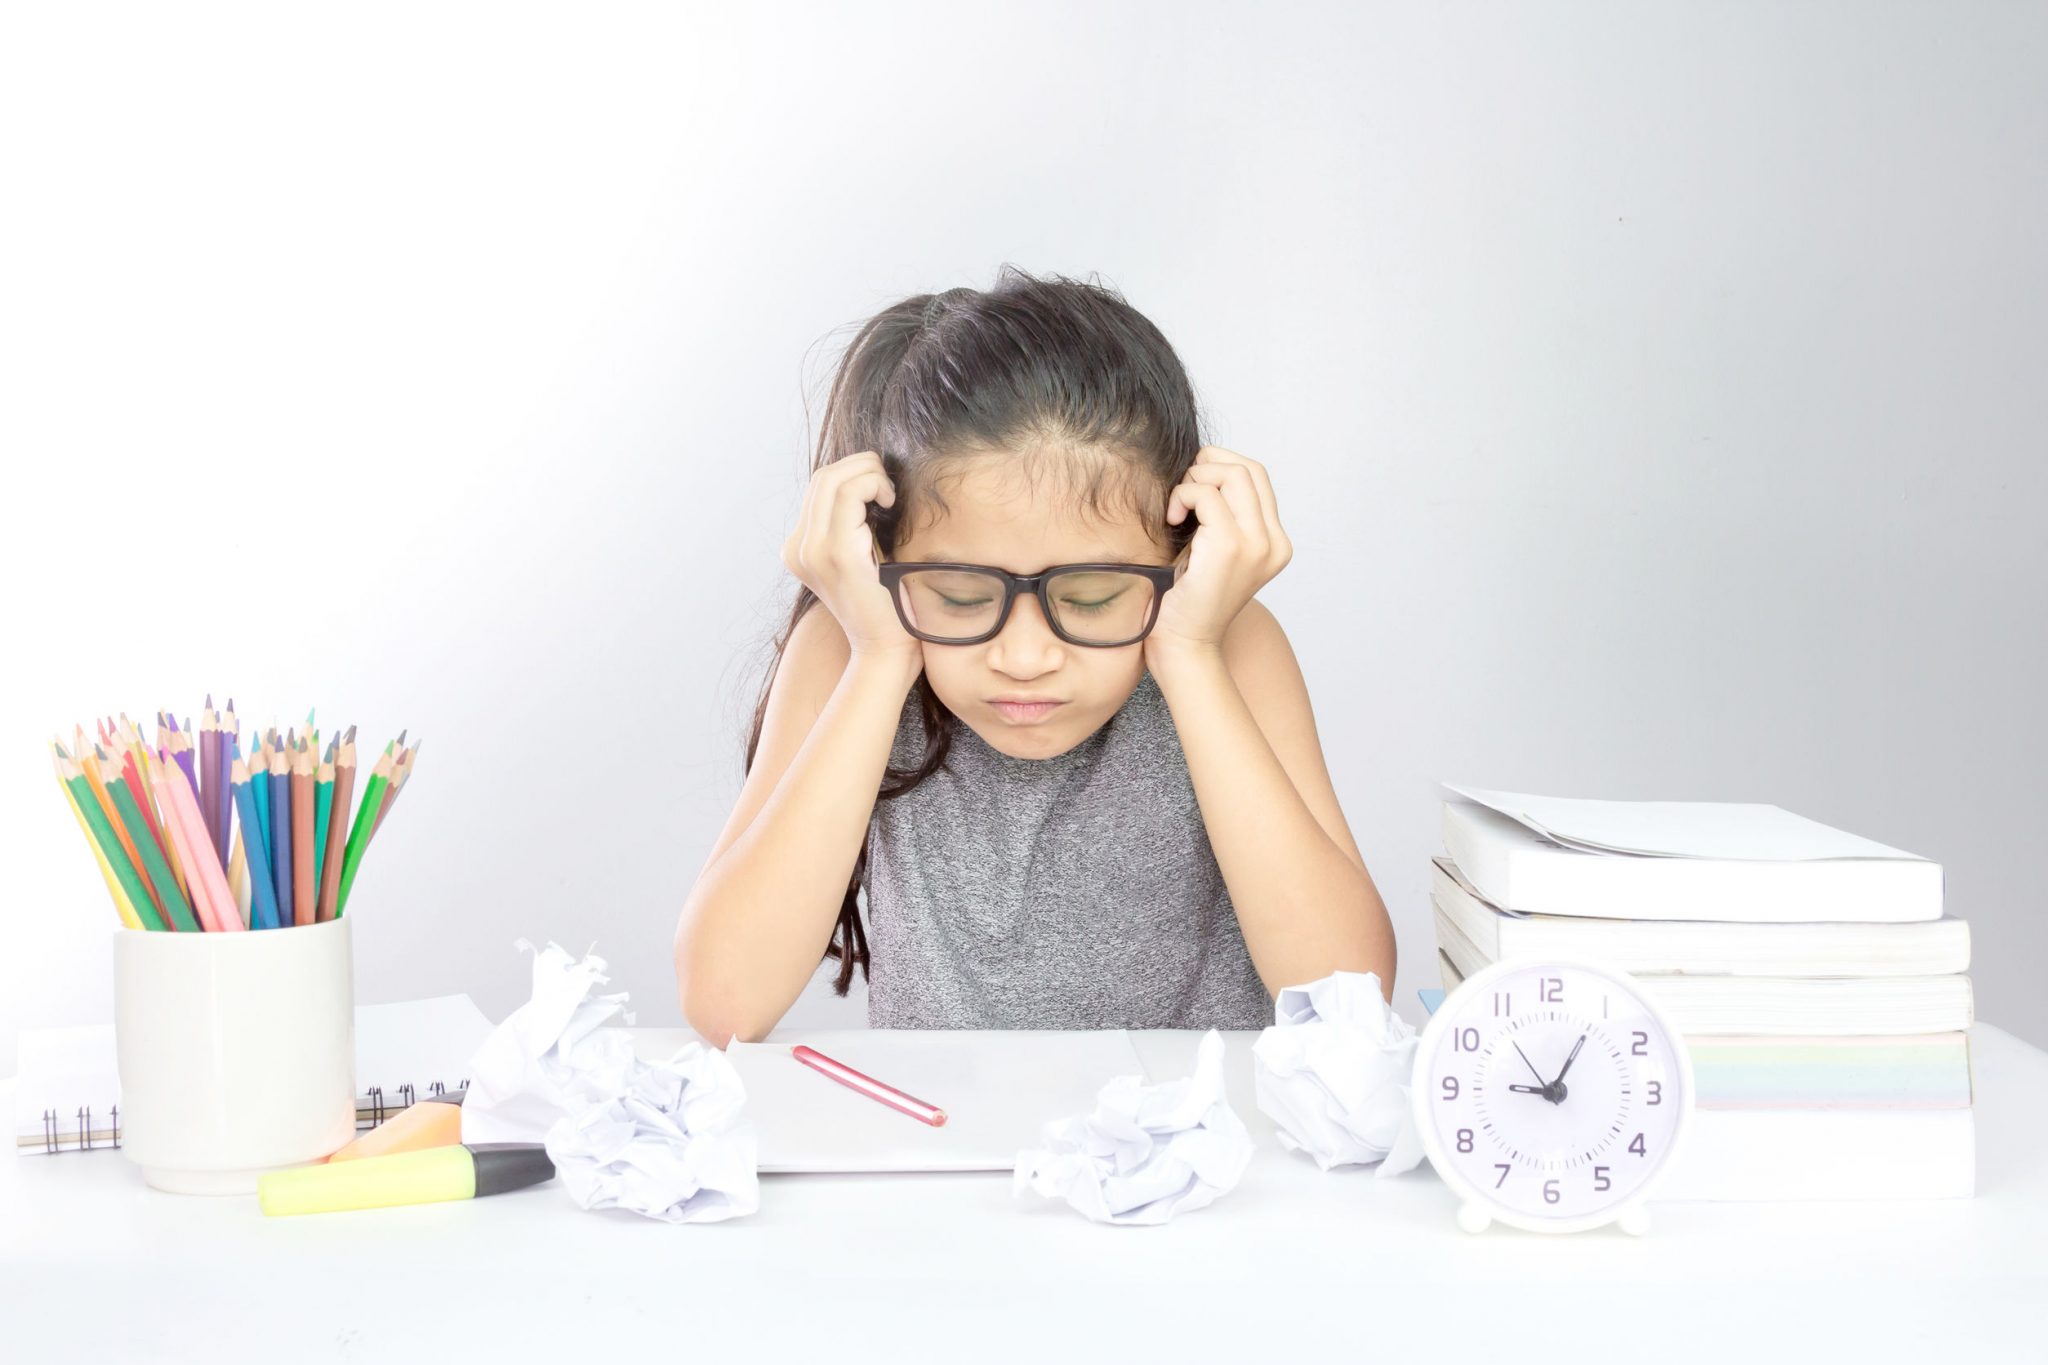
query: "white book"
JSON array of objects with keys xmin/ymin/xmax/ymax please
[
  {"xmin": 1434, "ymin": 917, "xmax": 1974, "ymax": 1035},
  {"xmin": 1431, "ymin": 857, "xmax": 1972, "ymax": 977},
  {"xmin": 1655, "ymin": 1107, "xmax": 1975, "ymax": 1200},
  {"xmin": 726, "ymin": 1028, "xmax": 1150, "ymax": 1172},
  {"xmin": 1441, "ymin": 786, "xmax": 1943, "ymax": 923}
]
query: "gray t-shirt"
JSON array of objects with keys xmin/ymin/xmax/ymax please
[{"xmin": 860, "ymin": 668, "xmax": 1274, "ymax": 1029}]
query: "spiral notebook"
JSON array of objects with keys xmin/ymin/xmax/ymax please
[{"xmin": 12, "ymin": 994, "xmax": 494, "ymax": 1156}]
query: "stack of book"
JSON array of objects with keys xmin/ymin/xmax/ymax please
[{"xmin": 1431, "ymin": 784, "xmax": 1973, "ymax": 1200}]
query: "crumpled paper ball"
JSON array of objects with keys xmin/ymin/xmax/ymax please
[
  {"xmin": 1013, "ymin": 1029, "xmax": 1253, "ymax": 1225},
  {"xmin": 1251, "ymin": 970, "xmax": 1427, "ymax": 1175},
  {"xmin": 462, "ymin": 939, "xmax": 759, "ymax": 1223},
  {"xmin": 544, "ymin": 1040, "xmax": 760, "ymax": 1224}
]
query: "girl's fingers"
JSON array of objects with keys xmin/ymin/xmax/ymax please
[
  {"xmin": 1191, "ymin": 447, "xmax": 1279, "ymax": 536},
  {"xmin": 1167, "ymin": 483, "xmax": 1240, "ymax": 549},
  {"xmin": 1181, "ymin": 463, "xmax": 1267, "ymax": 552},
  {"xmin": 831, "ymin": 468, "xmax": 892, "ymax": 530}
]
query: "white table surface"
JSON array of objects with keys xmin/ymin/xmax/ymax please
[{"xmin": 4, "ymin": 1025, "xmax": 2045, "ymax": 1364}]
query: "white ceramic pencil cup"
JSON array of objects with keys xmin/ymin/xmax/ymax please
[{"xmin": 112, "ymin": 916, "xmax": 357, "ymax": 1194}]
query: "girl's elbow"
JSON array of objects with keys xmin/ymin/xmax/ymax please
[
  {"xmin": 674, "ymin": 945, "xmax": 780, "ymax": 1048},
  {"xmin": 677, "ymin": 974, "xmax": 774, "ymax": 1050}
]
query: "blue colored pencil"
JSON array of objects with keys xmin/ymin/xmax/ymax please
[
  {"xmin": 229, "ymin": 758, "xmax": 283, "ymax": 930},
  {"xmin": 266, "ymin": 739, "xmax": 293, "ymax": 929},
  {"xmin": 248, "ymin": 737, "xmax": 272, "ymax": 858}
]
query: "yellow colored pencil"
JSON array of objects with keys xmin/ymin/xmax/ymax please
[{"xmin": 228, "ymin": 828, "xmax": 247, "ymax": 903}]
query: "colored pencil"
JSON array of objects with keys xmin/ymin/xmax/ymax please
[
  {"xmin": 369, "ymin": 740, "xmax": 418, "ymax": 843},
  {"xmin": 167, "ymin": 713, "xmax": 202, "ymax": 811},
  {"xmin": 231, "ymin": 831, "xmax": 254, "ymax": 924},
  {"xmin": 313, "ymin": 739, "xmax": 335, "ymax": 889},
  {"xmin": 335, "ymin": 742, "xmax": 391, "ymax": 918},
  {"xmin": 75, "ymin": 739, "xmax": 162, "ymax": 920},
  {"xmin": 230, "ymin": 758, "xmax": 284, "ymax": 931},
  {"xmin": 113, "ymin": 714, "xmax": 170, "ymax": 867},
  {"xmin": 59, "ymin": 747, "xmax": 166, "ymax": 932},
  {"xmin": 268, "ymin": 736, "xmax": 294, "ymax": 930},
  {"xmin": 791, "ymin": 1043, "xmax": 949, "ymax": 1127},
  {"xmin": 53, "ymin": 746, "xmax": 148, "ymax": 930},
  {"xmin": 144, "ymin": 744, "xmax": 224, "ymax": 933},
  {"xmin": 215, "ymin": 698, "xmax": 238, "ymax": 866},
  {"xmin": 101, "ymin": 754, "xmax": 201, "ymax": 932},
  {"xmin": 151, "ymin": 744, "xmax": 245, "ymax": 932},
  {"xmin": 198, "ymin": 698, "xmax": 221, "ymax": 863},
  {"xmin": 317, "ymin": 734, "xmax": 356, "ymax": 921},
  {"xmin": 291, "ymin": 735, "xmax": 316, "ymax": 926},
  {"xmin": 250, "ymin": 734, "xmax": 272, "ymax": 858}
]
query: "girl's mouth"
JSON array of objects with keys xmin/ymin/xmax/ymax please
[{"xmin": 990, "ymin": 700, "xmax": 1063, "ymax": 725}]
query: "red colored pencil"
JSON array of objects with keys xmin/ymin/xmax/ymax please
[{"xmin": 790, "ymin": 1044, "xmax": 948, "ymax": 1127}]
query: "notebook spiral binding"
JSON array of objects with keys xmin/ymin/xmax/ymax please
[{"xmin": 29, "ymin": 1079, "xmax": 470, "ymax": 1155}]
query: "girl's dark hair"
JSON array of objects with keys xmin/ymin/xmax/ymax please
[{"xmin": 745, "ymin": 264, "xmax": 1208, "ymax": 995}]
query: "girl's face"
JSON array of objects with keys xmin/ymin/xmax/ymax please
[{"xmin": 889, "ymin": 459, "xmax": 1177, "ymax": 761}]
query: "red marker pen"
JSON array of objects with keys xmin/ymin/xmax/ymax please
[{"xmin": 791, "ymin": 1044, "xmax": 948, "ymax": 1127}]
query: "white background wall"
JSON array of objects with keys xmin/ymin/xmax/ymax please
[{"xmin": 4, "ymin": 1, "xmax": 2043, "ymax": 1075}]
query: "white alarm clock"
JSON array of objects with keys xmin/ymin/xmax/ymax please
[{"xmin": 1413, "ymin": 958, "xmax": 1694, "ymax": 1235}]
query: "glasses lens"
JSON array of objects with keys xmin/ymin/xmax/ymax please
[
  {"xmin": 894, "ymin": 568, "xmax": 1007, "ymax": 641},
  {"xmin": 1045, "ymin": 570, "xmax": 1158, "ymax": 644}
]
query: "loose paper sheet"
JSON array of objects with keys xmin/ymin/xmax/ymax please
[{"xmin": 1441, "ymin": 783, "xmax": 1927, "ymax": 862}]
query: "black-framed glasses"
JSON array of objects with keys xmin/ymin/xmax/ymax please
[{"xmin": 876, "ymin": 561, "xmax": 1179, "ymax": 647}]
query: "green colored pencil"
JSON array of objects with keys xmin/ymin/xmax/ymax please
[
  {"xmin": 334, "ymin": 743, "xmax": 393, "ymax": 918},
  {"xmin": 312, "ymin": 737, "xmax": 335, "ymax": 888},
  {"xmin": 103, "ymin": 760, "xmax": 202, "ymax": 932}
]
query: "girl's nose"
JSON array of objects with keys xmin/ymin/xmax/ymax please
[{"xmin": 987, "ymin": 593, "xmax": 1065, "ymax": 675}]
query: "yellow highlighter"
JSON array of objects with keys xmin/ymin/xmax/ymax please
[{"xmin": 258, "ymin": 1143, "xmax": 554, "ymax": 1216}]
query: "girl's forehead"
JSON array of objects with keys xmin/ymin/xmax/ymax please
[{"xmin": 898, "ymin": 457, "xmax": 1172, "ymax": 565}]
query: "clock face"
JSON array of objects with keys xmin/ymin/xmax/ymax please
[{"xmin": 1416, "ymin": 960, "xmax": 1690, "ymax": 1230}]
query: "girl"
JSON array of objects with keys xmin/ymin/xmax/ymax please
[{"xmin": 675, "ymin": 267, "xmax": 1393, "ymax": 1045}]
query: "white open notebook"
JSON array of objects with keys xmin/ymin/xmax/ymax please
[{"xmin": 726, "ymin": 1029, "xmax": 1149, "ymax": 1172}]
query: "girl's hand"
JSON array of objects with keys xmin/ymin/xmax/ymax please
[
  {"xmin": 1146, "ymin": 446, "xmax": 1294, "ymax": 666},
  {"xmin": 780, "ymin": 452, "xmax": 923, "ymax": 673}
]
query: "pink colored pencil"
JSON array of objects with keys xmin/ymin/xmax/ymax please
[
  {"xmin": 152, "ymin": 746, "xmax": 246, "ymax": 932},
  {"xmin": 790, "ymin": 1044, "xmax": 948, "ymax": 1126}
]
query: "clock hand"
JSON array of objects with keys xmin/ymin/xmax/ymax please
[
  {"xmin": 1550, "ymin": 1034, "xmax": 1587, "ymax": 1087},
  {"xmin": 1512, "ymin": 1042, "xmax": 1550, "ymax": 1088},
  {"xmin": 1506, "ymin": 1084, "xmax": 1551, "ymax": 1095}
]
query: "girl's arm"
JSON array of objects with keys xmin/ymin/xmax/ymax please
[
  {"xmin": 1150, "ymin": 601, "xmax": 1397, "ymax": 1001},
  {"xmin": 682, "ymin": 450, "xmax": 922, "ymax": 1045},
  {"xmin": 674, "ymin": 607, "xmax": 922, "ymax": 1046},
  {"xmin": 1144, "ymin": 447, "xmax": 1395, "ymax": 1000}
]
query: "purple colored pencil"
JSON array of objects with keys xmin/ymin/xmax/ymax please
[
  {"xmin": 212, "ymin": 709, "xmax": 234, "ymax": 865},
  {"xmin": 168, "ymin": 712, "xmax": 203, "ymax": 808}
]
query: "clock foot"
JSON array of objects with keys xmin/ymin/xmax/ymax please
[
  {"xmin": 1617, "ymin": 1204, "xmax": 1651, "ymax": 1237},
  {"xmin": 1457, "ymin": 1201, "xmax": 1493, "ymax": 1235}
]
